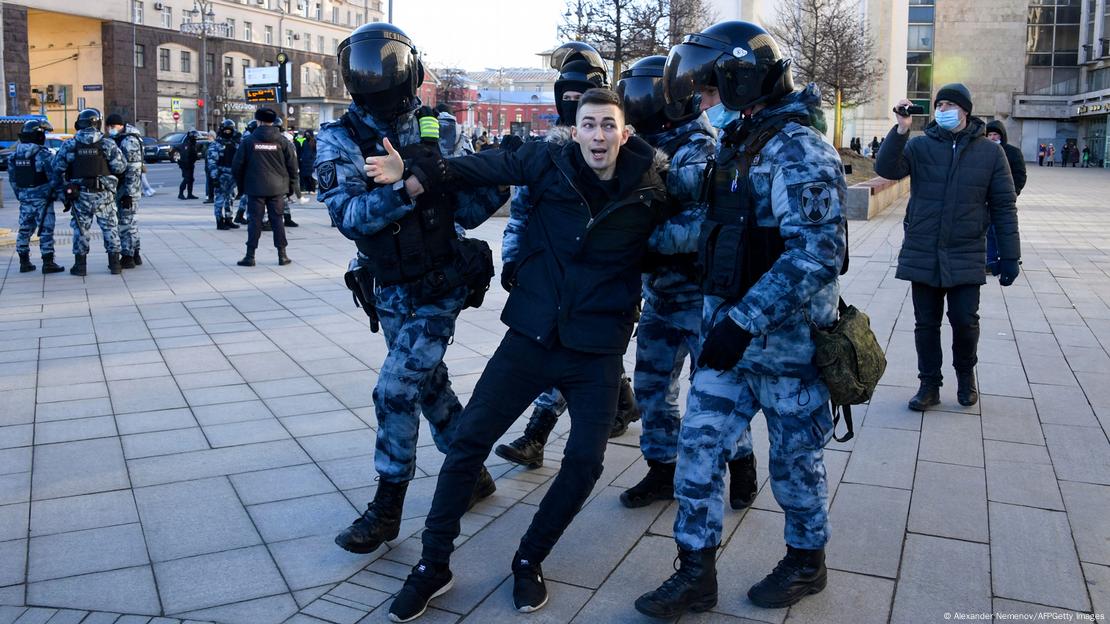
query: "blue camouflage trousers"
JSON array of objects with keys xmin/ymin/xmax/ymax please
[
  {"xmin": 674, "ymin": 369, "xmax": 833, "ymax": 551},
  {"xmin": 71, "ymin": 192, "xmax": 121, "ymax": 255},
  {"xmin": 634, "ymin": 297, "xmax": 753, "ymax": 463},
  {"xmin": 372, "ymin": 285, "xmax": 468, "ymax": 483},
  {"xmin": 16, "ymin": 199, "xmax": 56, "ymax": 255},
  {"xmin": 533, "ymin": 388, "xmax": 567, "ymax": 414},
  {"xmin": 213, "ymin": 169, "xmax": 236, "ymax": 220},
  {"xmin": 118, "ymin": 200, "xmax": 139, "ymax": 255}
]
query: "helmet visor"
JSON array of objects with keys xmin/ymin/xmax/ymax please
[
  {"xmin": 715, "ymin": 55, "xmax": 763, "ymax": 111},
  {"xmin": 663, "ymin": 43, "xmax": 721, "ymax": 120},
  {"xmin": 340, "ymin": 37, "xmax": 416, "ymax": 96},
  {"xmin": 616, "ymin": 75, "xmax": 664, "ymax": 129},
  {"xmin": 550, "ymin": 42, "xmax": 605, "ymax": 72}
]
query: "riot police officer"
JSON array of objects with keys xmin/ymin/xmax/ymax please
[
  {"xmin": 105, "ymin": 113, "xmax": 144, "ymax": 268},
  {"xmin": 234, "ymin": 120, "xmax": 258, "ymax": 226},
  {"xmin": 613, "ymin": 55, "xmax": 758, "ymax": 511},
  {"xmin": 51, "ymin": 108, "xmax": 128, "ymax": 276},
  {"xmin": 8, "ymin": 119, "xmax": 64, "ymax": 274},
  {"xmin": 208, "ymin": 119, "xmax": 241, "ymax": 230},
  {"xmin": 635, "ymin": 21, "xmax": 847, "ymax": 617},
  {"xmin": 315, "ymin": 23, "xmax": 506, "ymax": 557},
  {"xmin": 177, "ymin": 129, "xmax": 201, "ymax": 200},
  {"xmin": 274, "ymin": 116, "xmax": 299, "ymax": 228}
]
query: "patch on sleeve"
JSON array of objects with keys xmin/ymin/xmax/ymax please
[
  {"xmin": 317, "ymin": 160, "xmax": 338, "ymax": 191},
  {"xmin": 790, "ymin": 180, "xmax": 837, "ymax": 223}
]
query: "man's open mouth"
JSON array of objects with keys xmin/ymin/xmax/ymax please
[{"xmin": 589, "ymin": 147, "xmax": 608, "ymax": 161}]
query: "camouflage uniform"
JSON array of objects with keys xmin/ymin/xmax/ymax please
[
  {"xmin": 673, "ymin": 85, "xmax": 847, "ymax": 552},
  {"xmin": 7, "ymin": 142, "xmax": 57, "ymax": 256},
  {"xmin": 51, "ymin": 128, "xmax": 127, "ymax": 255},
  {"xmin": 636, "ymin": 114, "xmax": 753, "ymax": 464},
  {"xmin": 316, "ymin": 102, "xmax": 506, "ymax": 482},
  {"xmin": 206, "ymin": 135, "xmax": 239, "ymax": 221},
  {"xmin": 113, "ymin": 125, "xmax": 144, "ymax": 256}
]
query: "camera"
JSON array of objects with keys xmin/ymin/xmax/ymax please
[{"xmin": 894, "ymin": 104, "xmax": 926, "ymax": 117}]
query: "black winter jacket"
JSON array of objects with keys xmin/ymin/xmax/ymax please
[
  {"xmin": 875, "ymin": 117, "xmax": 1019, "ymax": 288},
  {"xmin": 446, "ymin": 135, "xmax": 667, "ymax": 354},
  {"xmin": 985, "ymin": 120, "xmax": 1027, "ymax": 195},
  {"xmin": 232, "ymin": 125, "xmax": 299, "ymax": 198}
]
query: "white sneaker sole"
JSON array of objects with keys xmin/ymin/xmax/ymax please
[
  {"xmin": 516, "ymin": 591, "xmax": 549, "ymax": 613},
  {"xmin": 388, "ymin": 577, "xmax": 455, "ymax": 623}
]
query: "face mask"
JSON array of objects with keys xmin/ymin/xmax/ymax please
[
  {"xmin": 108, "ymin": 128, "xmax": 119, "ymax": 137},
  {"xmin": 559, "ymin": 99, "xmax": 579, "ymax": 126},
  {"xmin": 935, "ymin": 108, "xmax": 961, "ymax": 130},
  {"xmin": 706, "ymin": 103, "xmax": 741, "ymax": 129},
  {"xmin": 990, "ymin": 138, "xmax": 1002, "ymax": 144}
]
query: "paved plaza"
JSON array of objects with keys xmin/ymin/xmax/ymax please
[{"xmin": 0, "ymin": 164, "xmax": 1108, "ymax": 624}]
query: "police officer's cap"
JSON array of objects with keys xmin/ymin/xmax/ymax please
[
  {"xmin": 338, "ymin": 22, "xmax": 425, "ymax": 119},
  {"xmin": 663, "ymin": 20, "xmax": 794, "ymax": 115},
  {"xmin": 74, "ymin": 108, "xmax": 103, "ymax": 131},
  {"xmin": 105, "ymin": 113, "xmax": 125, "ymax": 127},
  {"xmin": 618, "ymin": 55, "xmax": 697, "ymax": 133}
]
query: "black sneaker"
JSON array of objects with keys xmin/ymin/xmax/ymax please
[
  {"xmin": 389, "ymin": 560, "xmax": 453, "ymax": 623},
  {"xmin": 511, "ymin": 555, "xmax": 548, "ymax": 613}
]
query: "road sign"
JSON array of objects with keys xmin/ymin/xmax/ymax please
[
  {"xmin": 244, "ymin": 65, "xmax": 292, "ymax": 87},
  {"xmin": 172, "ymin": 111, "xmax": 181, "ymax": 121},
  {"xmin": 171, "ymin": 98, "xmax": 182, "ymax": 112},
  {"xmin": 82, "ymin": 84, "xmax": 103, "ymax": 91},
  {"xmin": 77, "ymin": 97, "xmax": 86, "ymax": 110},
  {"xmin": 7, "ymin": 82, "xmax": 14, "ymax": 98}
]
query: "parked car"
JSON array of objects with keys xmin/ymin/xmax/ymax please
[{"xmin": 145, "ymin": 133, "xmax": 210, "ymax": 164}]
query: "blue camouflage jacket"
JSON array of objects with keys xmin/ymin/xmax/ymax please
[
  {"xmin": 206, "ymin": 135, "xmax": 239, "ymax": 175},
  {"xmin": 51, "ymin": 128, "xmax": 128, "ymax": 199},
  {"xmin": 113, "ymin": 125, "xmax": 144, "ymax": 200},
  {"xmin": 6, "ymin": 143, "xmax": 55, "ymax": 202},
  {"xmin": 315, "ymin": 102, "xmax": 507, "ymax": 310},
  {"xmin": 717, "ymin": 84, "xmax": 847, "ymax": 376}
]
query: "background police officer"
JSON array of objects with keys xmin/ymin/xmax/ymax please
[
  {"xmin": 105, "ymin": 113, "xmax": 144, "ymax": 269},
  {"xmin": 315, "ymin": 23, "xmax": 505, "ymax": 558},
  {"xmin": 636, "ymin": 21, "xmax": 847, "ymax": 617},
  {"xmin": 177, "ymin": 130, "xmax": 201, "ymax": 200},
  {"xmin": 208, "ymin": 119, "xmax": 241, "ymax": 230},
  {"xmin": 614, "ymin": 55, "xmax": 758, "ymax": 511},
  {"xmin": 233, "ymin": 120, "xmax": 258, "ymax": 226},
  {"xmin": 231, "ymin": 107, "xmax": 298, "ymax": 266},
  {"xmin": 51, "ymin": 108, "xmax": 128, "ymax": 276},
  {"xmin": 8, "ymin": 119, "xmax": 63, "ymax": 274}
]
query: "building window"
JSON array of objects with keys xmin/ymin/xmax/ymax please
[
  {"xmin": 331, "ymin": 6, "xmax": 338, "ymax": 23},
  {"xmin": 158, "ymin": 47, "xmax": 170, "ymax": 71},
  {"xmin": 226, "ymin": 18, "xmax": 236, "ymax": 38},
  {"xmin": 331, "ymin": 69, "xmax": 338, "ymax": 87},
  {"xmin": 1025, "ymin": 0, "xmax": 1082, "ymax": 95},
  {"xmin": 355, "ymin": 13, "xmax": 364, "ymax": 26},
  {"xmin": 265, "ymin": 26, "xmax": 273, "ymax": 45},
  {"xmin": 132, "ymin": 0, "xmax": 143, "ymax": 24},
  {"xmin": 286, "ymin": 29, "xmax": 294, "ymax": 48},
  {"xmin": 242, "ymin": 58, "xmax": 251, "ymax": 78},
  {"xmin": 906, "ymin": 2, "xmax": 935, "ymax": 114},
  {"xmin": 135, "ymin": 44, "xmax": 146, "ymax": 68},
  {"xmin": 244, "ymin": 21, "xmax": 253, "ymax": 42},
  {"xmin": 160, "ymin": 5, "xmax": 172, "ymax": 28},
  {"xmin": 347, "ymin": 10, "xmax": 352, "ymax": 25},
  {"xmin": 314, "ymin": 2, "xmax": 321, "ymax": 19},
  {"xmin": 224, "ymin": 56, "xmax": 234, "ymax": 77},
  {"xmin": 333, "ymin": 38, "xmax": 339, "ymax": 54},
  {"xmin": 318, "ymin": 35, "xmax": 324, "ymax": 54},
  {"xmin": 305, "ymin": 32, "xmax": 312, "ymax": 51},
  {"xmin": 206, "ymin": 52, "xmax": 215, "ymax": 76},
  {"xmin": 180, "ymin": 50, "xmax": 192, "ymax": 73}
]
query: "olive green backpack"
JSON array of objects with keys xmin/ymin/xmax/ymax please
[{"xmin": 811, "ymin": 298, "xmax": 887, "ymax": 442}]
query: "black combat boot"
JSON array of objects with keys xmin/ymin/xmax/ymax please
[
  {"xmin": 132, "ymin": 248, "xmax": 142, "ymax": 266},
  {"xmin": 226, "ymin": 217, "xmax": 240, "ymax": 229},
  {"xmin": 634, "ymin": 547, "xmax": 718, "ymax": 618},
  {"xmin": 216, "ymin": 217, "xmax": 230, "ymax": 230},
  {"xmin": 277, "ymin": 247, "xmax": 291, "ymax": 266},
  {"xmin": 610, "ymin": 375, "xmax": 641, "ymax": 438},
  {"xmin": 283, "ymin": 213, "xmax": 298, "ymax": 227},
  {"xmin": 40, "ymin": 253, "xmax": 64, "ymax": 274},
  {"xmin": 234, "ymin": 209, "xmax": 247, "ymax": 224},
  {"xmin": 18, "ymin": 252, "xmax": 35, "ymax": 273},
  {"xmin": 237, "ymin": 248, "xmax": 256, "ymax": 267},
  {"xmin": 620, "ymin": 460, "xmax": 675, "ymax": 508},
  {"xmin": 335, "ymin": 480, "xmax": 408, "ymax": 554},
  {"xmin": 495, "ymin": 406, "xmax": 559, "ymax": 469},
  {"xmin": 908, "ymin": 382, "xmax": 941, "ymax": 411},
  {"xmin": 956, "ymin": 370, "xmax": 978, "ymax": 406},
  {"xmin": 728, "ymin": 453, "xmax": 758, "ymax": 510},
  {"xmin": 69, "ymin": 254, "xmax": 87, "ymax": 277},
  {"xmin": 747, "ymin": 546, "xmax": 827, "ymax": 608},
  {"xmin": 468, "ymin": 467, "xmax": 497, "ymax": 508},
  {"xmin": 120, "ymin": 255, "xmax": 136, "ymax": 269},
  {"xmin": 108, "ymin": 252, "xmax": 123, "ymax": 275},
  {"xmin": 261, "ymin": 219, "xmax": 272, "ymax": 232}
]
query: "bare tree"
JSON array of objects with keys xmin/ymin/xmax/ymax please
[
  {"xmin": 434, "ymin": 68, "xmax": 471, "ymax": 114},
  {"xmin": 769, "ymin": 0, "xmax": 881, "ymax": 147}
]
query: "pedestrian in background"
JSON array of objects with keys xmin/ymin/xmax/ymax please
[
  {"xmin": 177, "ymin": 130, "xmax": 200, "ymax": 199},
  {"xmin": 984, "ymin": 120, "xmax": 1026, "ymax": 277},
  {"xmin": 1047, "ymin": 143, "xmax": 1055, "ymax": 167},
  {"xmin": 232, "ymin": 107, "xmax": 298, "ymax": 267},
  {"xmin": 1069, "ymin": 143, "xmax": 1080, "ymax": 167},
  {"xmin": 1082, "ymin": 146, "xmax": 1091, "ymax": 167},
  {"xmin": 297, "ymin": 129, "xmax": 316, "ymax": 193},
  {"xmin": 1038, "ymin": 143, "xmax": 1046, "ymax": 166}
]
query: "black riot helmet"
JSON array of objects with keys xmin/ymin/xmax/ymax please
[
  {"xmin": 549, "ymin": 41, "xmax": 607, "ymax": 75},
  {"xmin": 618, "ymin": 55, "xmax": 697, "ymax": 135},
  {"xmin": 338, "ymin": 22, "xmax": 425, "ymax": 120},
  {"xmin": 19, "ymin": 119, "xmax": 53, "ymax": 144},
  {"xmin": 219, "ymin": 119, "xmax": 236, "ymax": 138},
  {"xmin": 274, "ymin": 116, "xmax": 284, "ymax": 130},
  {"xmin": 246, "ymin": 120, "xmax": 259, "ymax": 133},
  {"xmin": 555, "ymin": 60, "xmax": 609, "ymax": 126},
  {"xmin": 664, "ymin": 20, "xmax": 794, "ymax": 116},
  {"xmin": 74, "ymin": 108, "xmax": 103, "ymax": 132}
]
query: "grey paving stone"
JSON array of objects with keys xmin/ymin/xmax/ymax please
[
  {"xmin": 570, "ymin": 534, "xmax": 684, "ymax": 624},
  {"xmin": 37, "ymin": 357, "xmax": 103, "ymax": 387},
  {"xmin": 1082, "ymin": 562, "xmax": 1110, "ymax": 619},
  {"xmin": 0, "ymin": 503, "xmax": 28, "ymax": 542},
  {"xmin": 1059, "ymin": 481, "xmax": 1110, "ymax": 565},
  {"xmin": 228, "ymin": 352, "xmax": 303, "ymax": 383},
  {"xmin": 908, "ymin": 461, "xmax": 988, "ymax": 543},
  {"xmin": 348, "ymin": 571, "xmax": 404, "ymax": 596},
  {"xmin": 202, "ymin": 419, "xmax": 290, "ymax": 448},
  {"xmin": 33, "ymin": 416, "xmax": 117, "ymax": 446},
  {"xmin": 247, "ymin": 492, "xmax": 355, "ymax": 543},
  {"xmin": 33, "ymin": 398, "xmax": 114, "ymax": 423},
  {"xmin": 134, "ymin": 477, "xmax": 260, "ymax": 562},
  {"xmin": 190, "ymin": 400, "xmax": 274, "ymax": 427},
  {"xmin": 989, "ymin": 502, "xmax": 1090, "ymax": 611},
  {"xmin": 300, "ymin": 599, "xmax": 368, "ymax": 624},
  {"xmin": 154, "ymin": 546, "xmax": 288, "ymax": 614},
  {"xmin": 918, "ymin": 412, "xmax": 984, "ymax": 467},
  {"xmin": 107, "ymin": 377, "xmax": 186, "ymax": 415},
  {"xmin": 75, "ymin": 613, "xmax": 121, "ymax": 624},
  {"xmin": 112, "ymin": 617, "xmax": 150, "ymax": 624},
  {"xmin": 0, "ymin": 539, "xmax": 27, "ymax": 587},
  {"xmin": 0, "ymin": 448, "xmax": 31, "ymax": 475},
  {"xmin": 0, "ymin": 425, "xmax": 32, "ymax": 450},
  {"xmin": 1043, "ymin": 424, "xmax": 1110, "ymax": 485},
  {"xmin": 0, "ymin": 590, "xmax": 23, "ymax": 612},
  {"xmin": 121, "ymin": 428, "xmax": 210, "ymax": 460},
  {"xmin": 173, "ymin": 370, "xmax": 245, "ymax": 391},
  {"xmin": 299, "ymin": 430, "xmax": 376, "ymax": 463},
  {"xmin": 230, "ymin": 464, "xmax": 337, "ymax": 506},
  {"xmin": 268, "ymin": 534, "xmax": 378, "ymax": 591},
  {"xmin": 160, "ymin": 346, "xmax": 233, "ymax": 376},
  {"xmin": 986, "ymin": 455, "xmax": 1065, "ymax": 511},
  {"xmin": 29, "ymin": 490, "xmax": 138, "ymax": 537},
  {"xmin": 41, "ymin": 610, "xmax": 89, "ymax": 624},
  {"xmin": 31, "ymin": 438, "xmax": 129, "ymax": 500},
  {"xmin": 26, "ymin": 566, "xmax": 160, "ymax": 615},
  {"xmin": 9, "ymin": 608, "xmax": 54, "ymax": 624},
  {"xmin": 249, "ymin": 377, "xmax": 326, "ymax": 400},
  {"xmin": 992, "ymin": 598, "xmax": 1075, "ymax": 619},
  {"xmin": 0, "ymin": 389, "xmax": 35, "ymax": 426},
  {"xmin": 113, "ymin": 408, "xmax": 198, "ymax": 435},
  {"xmin": 1031, "ymin": 384, "xmax": 1099, "ymax": 427},
  {"xmin": 825, "ymin": 483, "xmax": 911, "ymax": 578},
  {"xmin": 977, "ymin": 363, "xmax": 1032, "ymax": 399},
  {"xmin": 841, "ymin": 426, "xmax": 918, "ymax": 490},
  {"xmin": 27, "ymin": 523, "xmax": 149, "ymax": 582},
  {"xmin": 980, "ymin": 395, "xmax": 1044, "ymax": 445},
  {"xmin": 0, "ymin": 472, "xmax": 31, "ymax": 505},
  {"xmin": 783, "ymin": 569, "xmax": 894, "ymax": 624},
  {"xmin": 315, "ymin": 371, "xmax": 374, "ymax": 410},
  {"xmin": 327, "ymin": 583, "xmax": 391, "ymax": 610},
  {"xmin": 889, "ymin": 534, "xmax": 990, "ymax": 624},
  {"xmin": 265, "ymin": 392, "xmax": 347, "ymax": 418},
  {"xmin": 178, "ymin": 593, "xmax": 297, "ymax": 624},
  {"xmin": 293, "ymin": 585, "xmax": 336, "ymax": 609},
  {"xmin": 181, "ymin": 384, "xmax": 257, "ymax": 407},
  {"xmin": 318, "ymin": 455, "xmax": 377, "ymax": 492},
  {"xmin": 127, "ymin": 440, "xmax": 309, "ymax": 487},
  {"xmin": 279, "ymin": 411, "xmax": 367, "ymax": 438}
]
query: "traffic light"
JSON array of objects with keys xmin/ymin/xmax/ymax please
[{"xmin": 197, "ymin": 98, "xmax": 205, "ymax": 108}]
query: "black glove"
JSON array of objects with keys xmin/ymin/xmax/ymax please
[
  {"xmin": 62, "ymin": 183, "xmax": 81, "ymax": 212},
  {"xmin": 119, "ymin": 195, "xmax": 133, "ymax": 210},
  {"xmin": 998, "ymin": 259, "xmax": 1021, "ymax": 287},
  {"xmin": 697, "ymin": 318, "xmax": 754, "ymax": 371},
  {"xmin": 409, "ymin": 155, "xmax": 451, "ymax": 193},
  {"xmin": 501, "ymin": 261, "xmax": 517, "ymax": 292},
  {"xmin": 500, "ymin": 134, "xmax": 524, "ymax": 153}
]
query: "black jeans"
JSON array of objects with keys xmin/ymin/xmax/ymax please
[
  {"xmin": 246, "ymin": 195, "xmax": 287, "ymax": 250},
  {"xmin": 421, "ymin": 331, "xmax": 623, "ymax": 565},
  {"xmin": 178, "ymin": 164, "xmax": 195, "ymax": 196},
  {"xmin": 911, "ymin": 282, "xmax": 981, "ymax": 386}
]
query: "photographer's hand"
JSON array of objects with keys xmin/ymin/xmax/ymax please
[{"xmin": 894, "ymin": 98, "xmax": 914, "ymax": 135}]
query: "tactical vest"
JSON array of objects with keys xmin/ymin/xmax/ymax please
[
  {"xmin": 698, "ymin": 116, "xmax": 804, "ymax": 300},
  {"xmin": 341, "ymin": 111, "xmax": 460, "ymax": 286},
  {"xmin": 67, "ymin": 141, "xmax": 111, "ymax": 181},
  {"xmin": 218, "ymin": 140, "xmax": 237, "ymax": 167},
  {"xmin": 11, "ymin": 148, "xmax": 48, "ymax": 188}
]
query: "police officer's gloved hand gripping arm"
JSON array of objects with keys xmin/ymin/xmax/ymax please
[{"xmin": 366, "ymin": 136, "xmax": 533, "ymax": 198}]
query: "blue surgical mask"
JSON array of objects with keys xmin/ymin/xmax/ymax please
[
  {"xmin": 706, "ymin": 103, "xmax": 741, "ymax": 130},
  {"xmin": 935, "ymin": 108, "xmax": 961, "ymax": 130}
]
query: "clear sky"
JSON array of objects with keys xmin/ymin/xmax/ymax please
[{"xmin": 390, "ymin": 0, "xmax": 569, "ymax": 71}]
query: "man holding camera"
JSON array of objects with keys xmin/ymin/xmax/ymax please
[{"xmin": 875, "ymin": 83, "xmax": 1020, "ymax": 411}]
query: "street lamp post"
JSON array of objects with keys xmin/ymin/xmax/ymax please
[{"xmin": 181, "ymin": 0, "xmax": 229, "ymax": 131}]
